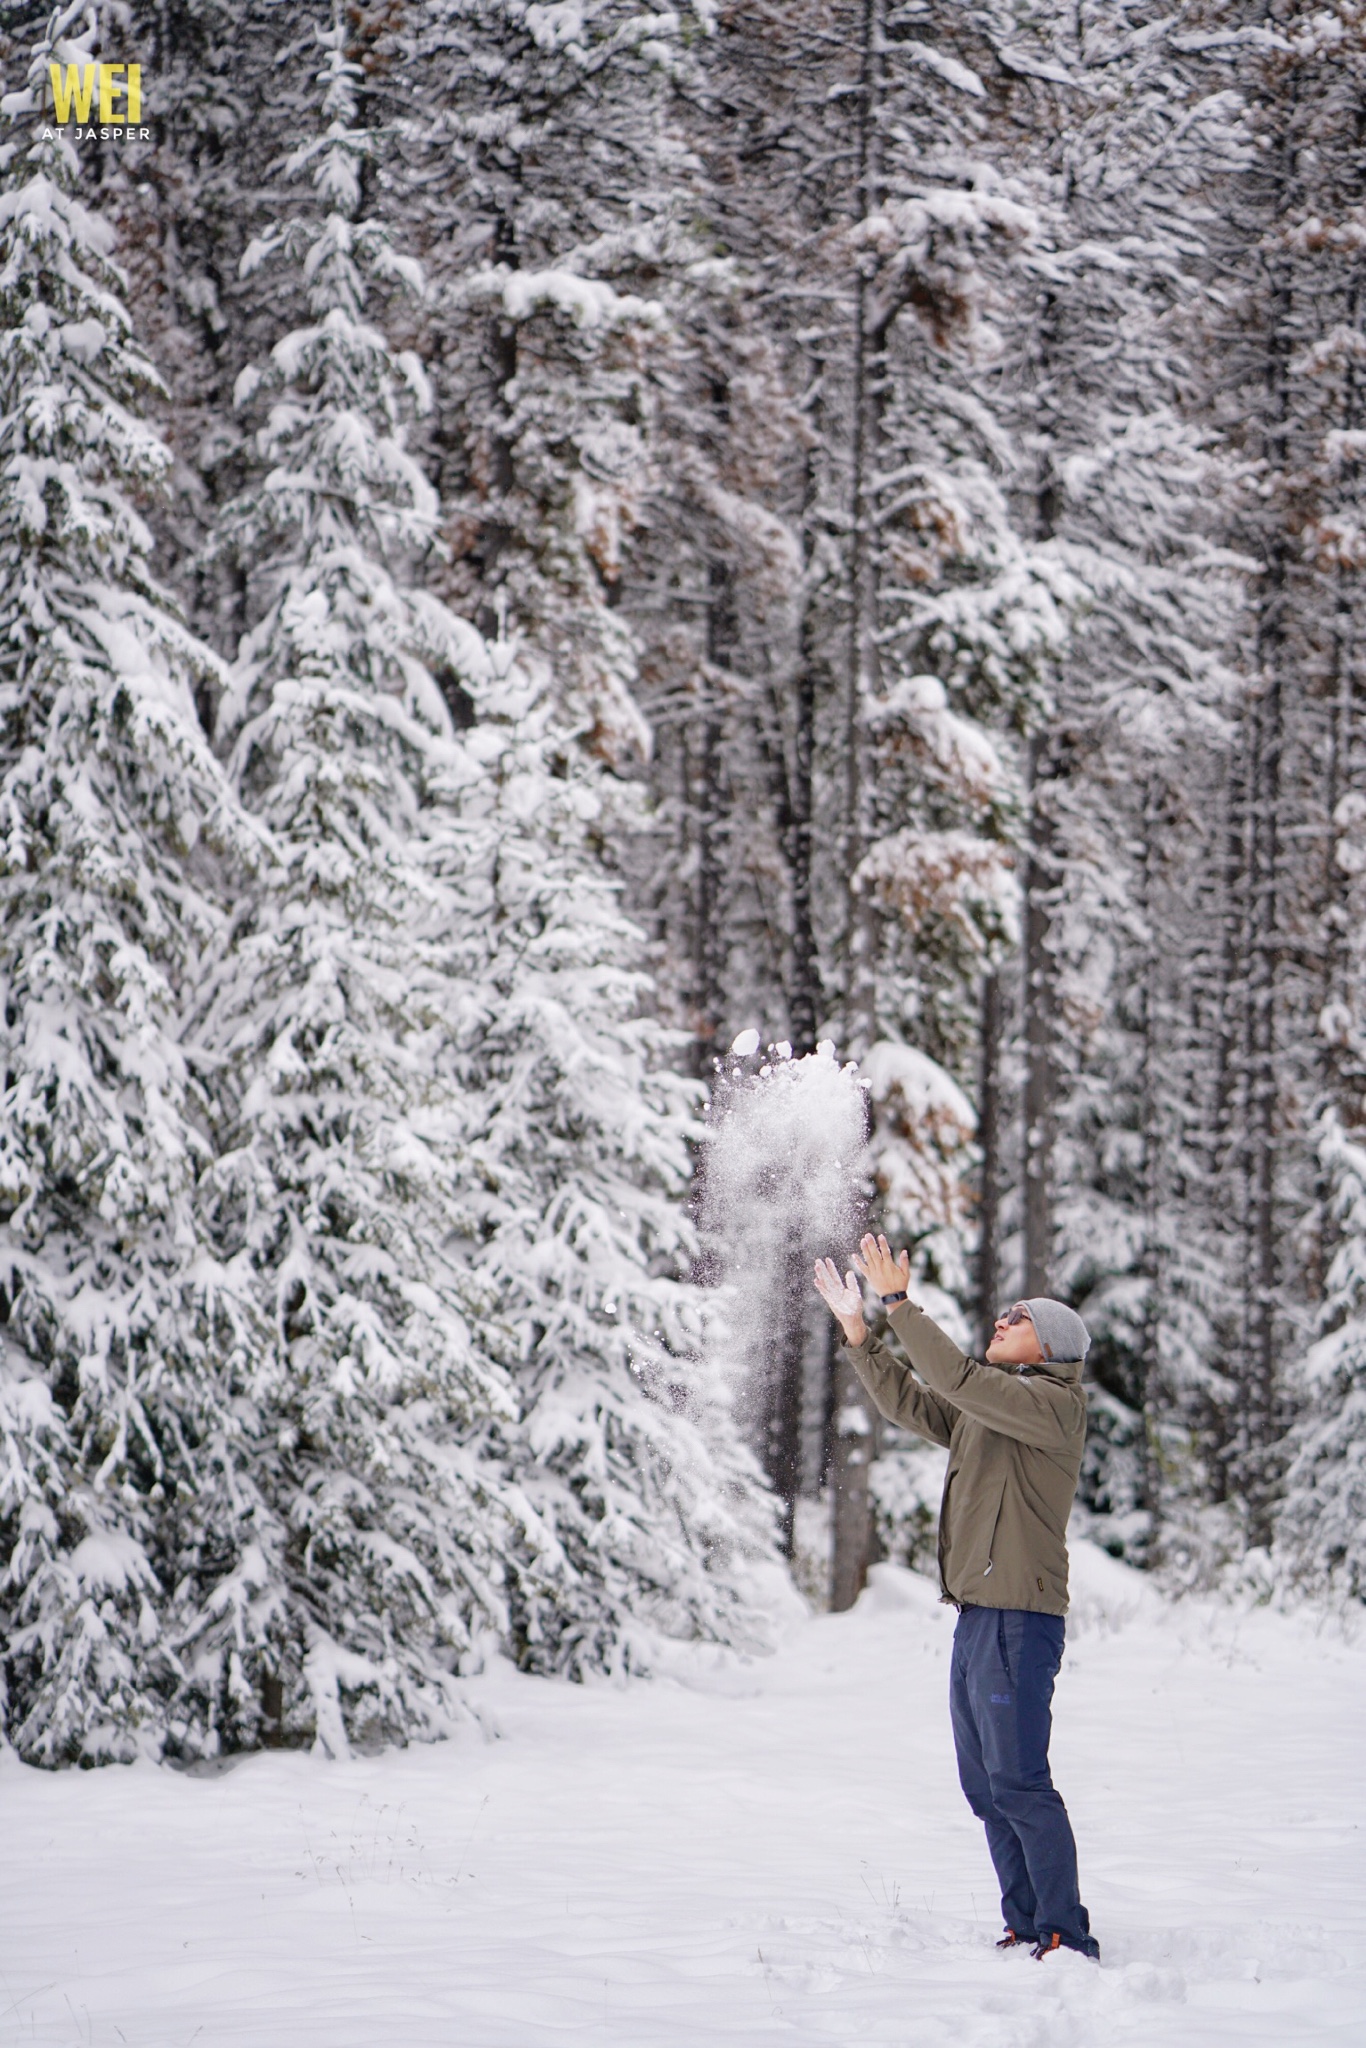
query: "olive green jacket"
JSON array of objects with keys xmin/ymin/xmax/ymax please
[{"xmin": 843, "ymin": 1300, "xmax": 1087, "ymax": 1615}]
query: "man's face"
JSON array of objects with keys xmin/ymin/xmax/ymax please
[{"xmin": 985, "ymin": 1306, "xmax": 1045, "ymax": 1367}]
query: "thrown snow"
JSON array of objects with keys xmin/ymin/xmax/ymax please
[
  {"xmin": 4, "ymin": 1541, "xmax": 1364, "ymax": 2045},
  {"xmin": 702, "ymin": 1040, "xmax": 868, "ymax": 1429}
]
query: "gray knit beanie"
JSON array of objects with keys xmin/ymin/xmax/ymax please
[{"xmin": 1021, "ymin": 1298, "xmax": 1090, "ymax": 1364}]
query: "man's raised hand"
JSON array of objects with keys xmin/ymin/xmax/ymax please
[
  {"xmin": 813, "ymin": 1257, "xmax": 867, "ymax": 1347},
  {"xmin": 853, "ymin": 1233, "xmax": 912, "ymax": 1299}
]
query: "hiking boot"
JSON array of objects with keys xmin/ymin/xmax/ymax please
[{"xmin": 1031, "ymin": 1931, "xmax": 1101, "ymax": 1962}]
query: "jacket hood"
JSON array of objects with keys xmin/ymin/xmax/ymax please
[
  {"xmin": 990, "ymin": 1352, "xmax": 1083, "ymax": 1387},
  {"xmin": 1017, "ymin": 1353, "xmax": 1084, "ymax": 1386}
]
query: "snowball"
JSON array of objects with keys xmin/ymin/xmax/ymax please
[{"xmin": 729, "ymin": 1028, "xmax": 760, "ymax": 1057}]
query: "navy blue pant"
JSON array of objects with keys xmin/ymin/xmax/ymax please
[{"xmin": 950, "ymin": 1605, "xmax": 1093, "ymax": 1951}]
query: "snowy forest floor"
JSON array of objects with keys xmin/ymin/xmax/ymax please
[{"xmin": 4, "ymin": 1544, "xmax": 1364, "ymax": 2048}]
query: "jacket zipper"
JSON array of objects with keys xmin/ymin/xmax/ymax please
[{"xmin": 983, "ymin": 1487, "xmax": 1006, "ymax": 1578}]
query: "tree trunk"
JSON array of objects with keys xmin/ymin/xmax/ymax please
[
  {"xmin": 1137, "ymin": 777, "xmax": 1163, "ymax": 1522},
  {"xmin": 829, "ymin": 0, "xmax": 886, "ymax": 1609},
  {"xmin": 977, "ymin": 968, "xmax": 1003, "ymax": 1350},
  {"xmin": 756, "ymin": 367, "xmax": 826, "ymax": 1061},
  {"xmin": 1316, "ymin": 276, "xmax": 1361, "ymax": 1283},
  {"xmin": 1238, "ymin": 656, "xmax": 1284, "ymax": 1534},
  {"xmin": 829, "ymin": 1345, "xmax": 874, "ymax": 1611},
  {"xmin": 474, "ymin": 206, "xmax": 521, "ymax": 632},
  {"xmin": 788, "ymin": 395, "xmax": 826, "ymax": 1058},
  {"xmin": 1230, "ymin": 249, "xmax": 1292, "ymax": 1538},
  {"xmin": 260, "ymin": 1672, "xmax": 284, "ymax": 1749},
  {"xmin": 1022, "ymin": 331, "xmax": 1061, "ymax": 1302},
  {"xmin": 689, "ymin": 554, "xmax": 733, "ymax": 1073},
  {"xmin": 766, "ymin": 1232, "xmax": 808, "ymax": 1558},
  {"xmin": 1022, "ymin": 733, "xmax": 1056, "ymax": 1297},
  {"xmin": 842, "ymin": 0, "xmax": 885, "ymax": 1060},
  {"xmin": 690, "ymin": 373, "xmax": 739, "ymax": 1074}
]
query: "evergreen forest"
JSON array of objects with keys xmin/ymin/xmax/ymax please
[{"xmin": 3, "ymin": 0, "xmax": 1365, "ymax": 1764}]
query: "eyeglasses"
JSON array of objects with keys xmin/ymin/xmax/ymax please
[{"xmin": 999, "ymin": 1305, "xmax": 1032, "ymax": 1327}]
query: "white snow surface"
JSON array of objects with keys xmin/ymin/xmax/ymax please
[{"xmin": 5, "ymin": 1540, "xmax": 1364, "ymax": 2045}]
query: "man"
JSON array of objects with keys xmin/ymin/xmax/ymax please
[{"xmin": 813, "ymin": 1233, "xmax": 1100, "ymax": 1963}]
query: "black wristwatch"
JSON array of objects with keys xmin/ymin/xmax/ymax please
[{"xmin": 880, "ymin": 1290, "xmax": 908, "ymax": 1306}]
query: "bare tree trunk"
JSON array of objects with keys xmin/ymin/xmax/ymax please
[
  {"xmin": 1022, "ymin": 733, "xmax": 1056, "ymax": 1297},
  {"xmin": 1022, "ymin": 324, "xmax": 1061, "ymax": 1301},
  {"xmin": 1238, "ymin": 655, "xmax": 1283, "ymax": 1538},
  {"xmin": 689, "ymin": 554, "xmax": 732, "ymax": 1073},
  {"xmin": 1316, "ymin": 282, "xmax": 1361, "ymax": 1292},
  {"xmin": 689, "ymin": 372, "xmax": 739, "ymax": 1075},
  {"xmin": 977, "ymin": 969, "xmax": 1003, "ymax": 1351},
  {"xmin": 829, "ymin": 1347, "xmax": 874, "ymax": 1611},
  {"xmin": 1230, "ymin": 252, "xmax": 1292, "ymax": 1541},
  {"xmin": 472, "ymin": 201, "xmax": 521, "ymax": 635},
  {"xmin": 1210, "ymin": 754, "xmax": 1246, "ymax": 1199},
  {"xmin": 788, "ymin": 405, "xmax": 825, "ymax": 1057},
  {"xmin": 842, "ymin": 0, "xmax": 885, "ymax": 1060},
  {"xmin": 829, "ymin": 0, "xmax": 885, "ymax": 1610},
  {"xmin": 766, "ymin": 1231, "xmax": 807, "ymax": 1558},
  {"xmin": 1203, "ymin": 729, "xmax": 1251, "ymax": 1511},
  {"xmin": 755, "ymin": 368, "xmax": 826, "ymax": 1060},
  {"xmin": 260, "ymin": 1672, "xmax": 284, "ymax": 1749},
  {"xmin": 1137, "ymin": 777, "xmax": 1163, "ymax": 1522}
]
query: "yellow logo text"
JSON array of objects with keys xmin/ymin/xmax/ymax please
[{"xmin": 49, "ymin": 63, "xmax": 142, "ymax": 126}]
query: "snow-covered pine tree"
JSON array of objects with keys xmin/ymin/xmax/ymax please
[
  {"xmin": 359, "ymin": 6, "xmax": 803, "ymax": 1591},
  {"xmin": 430, "ymin": 642, "xmax": 779, "ymax": 1674},
  {"xmin": 204, "ymin": 17, "xmax": 773, "ymax": 1740},
  {"xmin": 98, "ymin": 0, "xmax": 305, "ymax": 661},
  {"xmin": 1265, "ymin": 3, "xmax": 1366, "ymax": 1595},
  {"xmin": 387, "ymin": 0, "xmax": 716, "ymax": 761},
  {"xmin": 198, "ymin": 18, "xmax": 531, "ymax": 1753},
  {"xmin": 1276, "ymin": 1109, "xmax": 1366, "ymax": 1599},
  {"xmin": 0, "ymin": 3, "xmax": 262, "ymax": 1764}
]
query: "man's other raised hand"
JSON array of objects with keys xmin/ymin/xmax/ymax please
[
  {"xmin": 853, "ymin": 1234, "xmax": 911, "ymax": 1299},
  {"xmin": 812, "ymin": 1258, "xmax": 867, "ymax": 1347}
]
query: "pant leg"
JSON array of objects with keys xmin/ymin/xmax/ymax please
[
  {"xmin": 976, "ymin": 1611, "xmax": 1092, "ymax": 1949},
  {"xmin": 950, "ymin": 1607, "xmax": 1038, "ymax": 1939}
]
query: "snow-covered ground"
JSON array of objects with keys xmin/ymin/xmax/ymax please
[{"xmin": 6, "ymin": 1542, "xmax": 1364, "ymax": 2047}]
